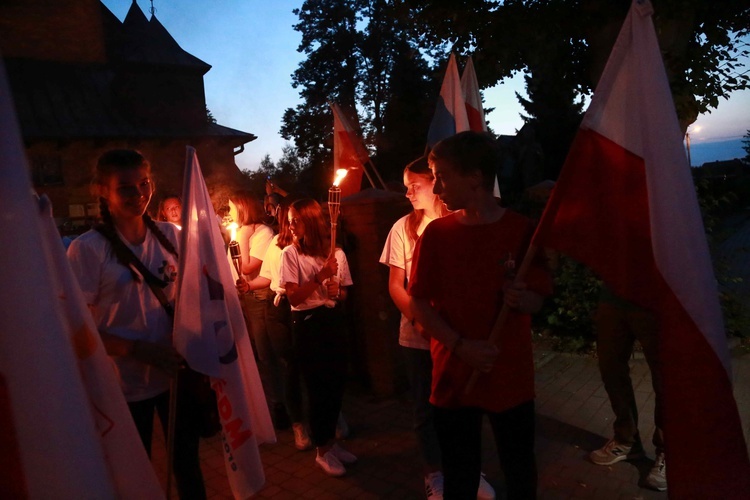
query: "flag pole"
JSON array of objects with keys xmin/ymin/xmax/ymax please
[
  {"xmin": 464, "ymin": 244, "xmax": 539, "ymax": 394},
  {"xmin": 367, "ymin": 159, "xmax": 389, "ymax": 191},
  {"xmin": 166, "ymin": 375, "xmax": 179, "ymax": 499}
]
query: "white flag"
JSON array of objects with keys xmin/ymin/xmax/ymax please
[
  {"xmin": 174, "ymin": 146, "xmax": 275, "ymax": 498},
  {"xmin": 38, "ymin": 195, "xmax": 164, "ymax": 499},
  {"xmin": 0, "ymin": 57, "xmax": 126, "ymax": 499}
]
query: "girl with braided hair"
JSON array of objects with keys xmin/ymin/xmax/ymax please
[{"xmin": 67, "ymin": 149, "xmax": 206, "ymax": 499}]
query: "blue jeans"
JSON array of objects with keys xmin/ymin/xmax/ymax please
[{"xmin": 402, "ymin": 345, "xmax": 441, "ymax": 472}]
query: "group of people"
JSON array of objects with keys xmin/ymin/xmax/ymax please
[{"xmin": 65, "ymin": 130, "xmax": 665, "ymax": 500}]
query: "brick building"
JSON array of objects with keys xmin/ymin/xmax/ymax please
[{"xmin": 0, "ymin": 0, "xmax": 255, "ymax": 231}]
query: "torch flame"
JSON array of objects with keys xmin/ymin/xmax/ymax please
[
  {"xmin": 226, "ymin": 222, "xmax": 239, "ymax": 242},
  {"xmin": 333, "ymin": 168, "xmax": 348, "ymax": 187}
]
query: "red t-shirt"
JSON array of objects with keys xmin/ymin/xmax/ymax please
[{"xmin": 409, "ymin": 210, "xmax": 552, "ymax": 413}]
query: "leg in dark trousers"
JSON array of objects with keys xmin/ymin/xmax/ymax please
[
  {"xmin": 434, "ymin": 405, "xmax": 482, "ymax": 499},
  {"xmin": 488, "ymin": 400, "xmax": 537, "ymax": 500},
  {"xmin": 292, "ymin": 306, "xmax": 347, "ymax": 447},
  {"xmin": 155, "ymin": 379, "xmax": 207, "ymax": 500},
  {"xmin": 595, "ymin": 301, "xmax": 641, "ymax": 447}
]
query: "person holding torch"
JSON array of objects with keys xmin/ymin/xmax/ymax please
[{"xmin": 279, "ymin": 196, "xmax": 355, "ymax": 477}]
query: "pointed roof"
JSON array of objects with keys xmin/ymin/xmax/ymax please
[{"xmin": 106, "ymin": 0, "xmax": 211, "ymax": 73}]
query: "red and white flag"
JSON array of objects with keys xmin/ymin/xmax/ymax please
[
  {"xmin": 460, "ymin": 56, "xmax": 500, "ymax": 196},
  {"xmin": 174, "ymin": 146, "xmax": 275, "ymax": 498},
  {"xmin": 331, "ymin": 102, "xmax": 369, "ymax": 197},
  {"xmin": 532, "ymin": 1, "xmax": 750, "ymax": 496},
  {"xmin": 460, "ymin": 56, "xmax": 487, "ymax": 133},
  {"xmin": 427, "ymin": 53, "xmax": 470, "ymax": 148},
  {"xmin": 0, "ymin": 59, "xmax": 162, "ymax": 499}
]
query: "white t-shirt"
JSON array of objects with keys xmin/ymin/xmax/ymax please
[
  {"xmin": 67, "ymin": 222, "xmax": 180, "ymax": 402},
  {"xmin": 259, "ymin": 235, "xmax": 285, "ymax": 292},
  {"xmin": 379, "ymin": 213, "xmax": 434, "ymax": 349},
  {"xmin": 279, "ymin": 245, "xmax": 353, "ymax": 311},
  {"xmin": 229, "ymin": 223, "xmax": 274, "ymax": 281}
]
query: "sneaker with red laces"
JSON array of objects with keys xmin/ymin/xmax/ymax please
[
  {"xmin": 330, "ymin": 443, "xmax": 357, "ymax": 464},
  {"xmin": 315, "ymin": 449, "xmax": 346, "ymax": 477},
  {"xmin": 590, "ymin": 439, "xmax": 645, "ymax": 465}
]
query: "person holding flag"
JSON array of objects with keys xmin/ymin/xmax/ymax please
[
  {"xmin": 410, "ymin": 132, "xmax": 552, "ymax": 499},
  {"xmin": 67, "ymin": 149, "xmax": 206, "ymax": 499}
]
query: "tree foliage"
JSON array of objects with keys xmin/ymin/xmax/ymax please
[
  {"xmin": 281, "ymin": 0, "xmax": 436, "ymax": 197},
  {"xmin": 398, "ymin": 0, "xmax": 750, "ymax": 178}
]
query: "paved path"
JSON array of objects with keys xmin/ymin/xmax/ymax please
[{"xmin": 151, "ymin": 348, "xmax": 750, "ymax": 499}]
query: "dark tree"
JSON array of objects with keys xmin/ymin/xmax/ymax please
[{"xmin": 281, "ymin": 0, "xmax": 435, "ymax": 195}]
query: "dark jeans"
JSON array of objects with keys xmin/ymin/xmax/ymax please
[
  {"xmin": 434, "ymin": 400, "xmax": 536, "ymax": 500},
  {"xmin": 266, "ymin": 295, "xmax": 304, "ymax": 422},
  {"xmin": 292, "ymin": 305, "xmax": 347, "ymax": 447},
  {"xmin": 127, "ymin": 379, "xmax": 206, "ymax": 500},
  {"xmin": 595, "ymin": 301, "xmax": 664, "ymax": 454},
  {"xmin": 402, "ymin": 345, "xmax": 441, "ymax": 472},
  {"xmin": 242, "ymin": 287, "xmax": 284, "ymax": 406}
]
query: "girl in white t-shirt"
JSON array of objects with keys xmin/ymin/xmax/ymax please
[
  {"xmin": 381, "ymin": 156, "xmax": 469, "ymax": 498},
  {"xmin": 229, "ymin": 191, "xmax": 288, "ymax": 428},
  {"xmin": 279, "ymin": 198, "xmax": 356, "ymax": 477},
  {"xmin": 67, "ymin": 149, "xmax": 205, "ymax": 498}
]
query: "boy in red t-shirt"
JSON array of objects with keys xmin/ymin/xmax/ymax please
[{"xmin": 410, "ymin": 131, "xmax": 551, "ymax": 499}]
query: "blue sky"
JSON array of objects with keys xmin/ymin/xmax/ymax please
[{"xmin": 102, "ymin": 0, "xmax": 749, "ymax": 171}]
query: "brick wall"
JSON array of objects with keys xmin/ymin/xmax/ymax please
[{"xmin": 337, "ymin": 190, "xmax": 412, "ymax": 396}]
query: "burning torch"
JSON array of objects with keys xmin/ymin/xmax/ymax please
[
  {"xmin": 227, "ymin": 222, "xmax": 242, "ymax": 278},
  {"xmin": 324, "ymin": 168, "xmax": 348, "ymax": 304},
  {"xmin": 328, "ymin": 168, "xmax": 348, "ymax": 256}
]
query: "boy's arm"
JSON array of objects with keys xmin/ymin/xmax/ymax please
[{"xmin": 411, "ymin": 297, "xmax": 498, "ymax": 373}]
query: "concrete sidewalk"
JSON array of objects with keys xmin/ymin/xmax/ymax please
[{"xmin": 151, "ymin": 347, "xmax": 750, "ymax": 499}]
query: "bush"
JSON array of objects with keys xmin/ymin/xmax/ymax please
[{"xmin": 535, "ymin": 255, "xmax": 601, "ymax": 352}]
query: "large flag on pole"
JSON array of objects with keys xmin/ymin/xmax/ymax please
[
  {"xmin": 0, "ymin": 58, "xmax": 162, "ymax": 499},
  {"xmin": 174, "ymin": 146, "xmax": 275, "ymax": 498},
  {"xmin": 331, "ymin": 102, "xmax": 369, "ymax": 197},
  {"xmin": 460, "ymin": 56, "xmax": 500, "ymax": 197},
  {"xmin": 531, "ymin": 1, "xmax": 750, "ymax": 497},
  {"xmin": 427, "ymin": 53, "xmax": 470, "ymax": 148}
]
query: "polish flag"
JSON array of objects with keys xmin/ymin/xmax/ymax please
[
  {"xmin": 0, "ymin": 59, "xmax": 161, "ymax": 499},
  {"xmin": 331, "ymin": 102, "xmax": 369, "ymax": 197},
  {"xmin": 532, "ymin": 1, "xmax": 750, "ymax": 496},
  {"xmin": 174, "ymin": 147, "xmax": 275, "ymax": 498},
  {"xmin": 460, "ymin": 56, "xmax": 500, "ymax": 197},
  {"xmin": 427, "ymin": 53, "xmax": 470, "ymax": 148},
  {"xmin": 460, "ymin": 56, "xmax": 487, "ymax": 133}
]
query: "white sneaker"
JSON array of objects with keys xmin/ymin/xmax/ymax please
[
  {"xmin": 315, "ymin": 449, "xmax": 346, "ymax": 477},
  {"xmin": 335, "ymin": 412, "xmax": 350, "ymax": 439},
  {"xmin": 330, "ymin": 442, "xmax": 357, "ymax": 464},
  {"xmin": 292, "ymin": 422, "xmax": 312, "ymax": 451},
  {"xmin": 477, "ymin": 473, "xmax": 496, "ymax": 500},
  {"xmin": 590, "ymin": 438, "xmax": 645, "ymax": 465},
  {"xmin": 645, "ymin": 453, "xmax": 667, "ymax": 491},
  {"xmin": 425, "ymin": 471, "xmax": 444, "ymax": 499}
]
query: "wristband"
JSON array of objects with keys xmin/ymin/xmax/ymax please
[{"xmin": 314, "ymin": 273, "xmax": 324, "ymax": 285}]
